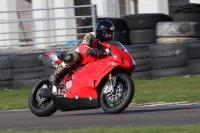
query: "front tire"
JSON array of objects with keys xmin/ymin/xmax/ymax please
[
  {"xmin": 28, "ymin": 77, "xmax": 57, "ymax": 117},
  {"xmin": 100, "ymin": 74, "xmax": 134, "ymax": 114}
]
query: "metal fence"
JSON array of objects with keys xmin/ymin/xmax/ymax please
[{"xmin": 0, "ymin": 4, "xmax": 97, "ymax": 52}]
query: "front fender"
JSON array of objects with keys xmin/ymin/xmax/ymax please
[{"xmin": 112, "ymin": 73, "xmax": 132, "ymax": 86}]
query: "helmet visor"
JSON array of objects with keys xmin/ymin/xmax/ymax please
[{"xmin": 102, "ymin": 30, "xmax": 114, "ymax": 40}]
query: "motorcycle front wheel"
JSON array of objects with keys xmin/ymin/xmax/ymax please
[
  {"xmin": 100, "ymin": 74, "xmax": 134, "ymax": 114},
  {"xmin": 28, "ymin": 77, "xmax": 57, "ymax": 117}
]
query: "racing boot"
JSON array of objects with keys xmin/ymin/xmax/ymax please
[{"xmin": 49, "ymin": 66, "xmax": 67, "ymax": 87}]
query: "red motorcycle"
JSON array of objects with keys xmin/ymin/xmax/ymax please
[{"xmin": 28, "ymin": 41, "xmax": 136, "ymax": 117}]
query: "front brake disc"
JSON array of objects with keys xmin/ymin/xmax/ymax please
[{"xmin": 105, "ymin": 83, "xmax": 123, "ymax": 104}]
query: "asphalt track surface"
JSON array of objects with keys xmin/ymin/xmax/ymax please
[{"xmin": 0, "ymin": 104, "xmax": 200, "ymax": 131}]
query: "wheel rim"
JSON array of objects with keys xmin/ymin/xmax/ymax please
[
  {"xmin": 103, "ymin": 78, "xmax": 128, "ymax": 108},
  {"xmin": 32, "ymin": 81, "xmax": 52, "ymax": 109},
  {"xmin": 36, "ymin": 87, "xmax": 46, "ymax": 102}
]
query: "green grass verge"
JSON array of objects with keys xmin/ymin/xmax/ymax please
[
  {"xmin": 0, "ymin": 88, "xmax": 29, "ymax": 110},
  {"xmin": 1, "ymin": 125, "xmax": 200, "ymax": 133},
  {"xmin": 0, "ymin": 75, "xmax": 200, "ymax": 111},
  {"xmin": 132, "ymin": 75, "xmax": 200, "ymax": 104}
]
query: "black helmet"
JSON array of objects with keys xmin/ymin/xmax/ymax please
[{"xmin": 95, "ymin": 19, "xmax": 115, "ymax": 42}]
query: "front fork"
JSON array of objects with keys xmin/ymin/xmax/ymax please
[
  {"xmin": 108, "ymin": 73, "xmax": 115, "ymax": 93},
  {"xmin": 103, "ymin": 73, "xmax": 116, "ymax": 94}
]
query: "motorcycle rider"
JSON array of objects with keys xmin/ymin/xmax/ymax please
[{"xmin": 49, "ymin": 19, "xmax": 115, "ymax": 87}]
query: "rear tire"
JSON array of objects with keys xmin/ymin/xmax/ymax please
[
  {"xmin": 100, "ymin": 74, "xmax": 134, "ymax": 114},
  {"xmin": 28, "ymin": 77, "xmax": 57, "ymax": 117}
]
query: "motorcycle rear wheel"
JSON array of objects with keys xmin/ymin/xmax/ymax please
[
  {"xmin": 28, "ymin": 77, "xmax": 57, "ymax": 117},
  {"xmin": 100, "ymin": 74, "xmax": 134, "ymax": 114}
]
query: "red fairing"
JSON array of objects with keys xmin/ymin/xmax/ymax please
[
  {"xmin": 104, "ymin": 42, "xmax": 134, "ymax": 73},
  {"xmin": 64, "ymin": 41, "xmax": 135, "ymax": 99},
  {"xmin": 66, "ymin": 61, "xmax": 115, "ymax": 98}
]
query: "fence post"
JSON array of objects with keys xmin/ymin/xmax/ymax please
[
  {"xmin": 54, "ymin": 0, "xmax": 77, "ymax": 46},
  {"xmin": 32, "ymin": 0, "xmax": 49, "ymax": 48},
  {"xmin": 91, "ymin": 4, "xmax": 97, "ymax": 32},
  {"xmin": 0, "ymin": 0, "xmax": 18, "ymax": 47}
]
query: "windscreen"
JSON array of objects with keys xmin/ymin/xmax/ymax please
[
  {"xmin": 107, "ymin": 41, "xmax": 136, "ymax": 65},
  {"xmin": 106, "ymin": 41, "xmax": 128, "ymax": 51}
]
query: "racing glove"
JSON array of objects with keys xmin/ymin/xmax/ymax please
[{"xmin": 87, "ymin": 48, "xmax": 102, "ymax": 56}]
